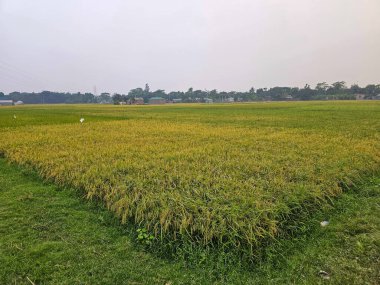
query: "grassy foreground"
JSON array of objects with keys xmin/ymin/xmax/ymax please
[{"xmin": 0, "ymin": 158, "xmax": 379, "ymax": 284}]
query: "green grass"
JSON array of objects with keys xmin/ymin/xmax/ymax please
[
  {"xmin": 0, "ymin": 158, "xmax": 379, "ymax": 284},
  {"xmin": 1, "ymin": 101, "xmax": 379, "ymax": 283},
  {"xmin": 2, "ymin": 101, "xmax": 379, "ymax": 133},
  {"xmin": 0, "ymin": 159, "xmax": 208, "ymax": 285},
  {"xmin": 1, "ymin": 102, "xmax": 379, "ymax": 259}
]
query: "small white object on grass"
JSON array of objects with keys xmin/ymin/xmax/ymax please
[
  {"xmin": 318, "ymin": 270, "xmax": 330, "ymax": 280},
  {"xmin": 13, "ymin": 114, "xmax": 16, "ymax": 119},
  {"xmin": 80, "ymin": 118, "xmax": 85, "ymax": 123},
  {"xmin": 320, "ymin": 220, "xmax": 329, "ymax": 227}
]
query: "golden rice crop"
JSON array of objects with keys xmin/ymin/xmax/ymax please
[{"xmin": 0, "ymin": 102, "xmax": 379, "ymax": 255}]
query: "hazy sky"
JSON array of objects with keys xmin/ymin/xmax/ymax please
[{"xmin": 1, "ymin": 0, "xmax": 379, "ymax": 94}]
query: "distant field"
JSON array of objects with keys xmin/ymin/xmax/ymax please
[{"xmin": 0, "ymin": 102, "xmax": 379, "ymax": 257}]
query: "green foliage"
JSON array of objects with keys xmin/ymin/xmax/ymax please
[
  {"xmin": 4, "ymin": 91, "xmax": 100, "ymax": 104},
  {"xmin": 2, "ymin": 81, "xmax": 379, "ymax": 105},
  {"xmin": 136, "ymin": 228, "xmax": 155, "ymax": 246}
]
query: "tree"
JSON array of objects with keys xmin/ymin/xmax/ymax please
[
  {"xmin": 128, "ymin": 88, "xmax": 144, "ymax": 98},
  {"xmin": 256, "ymin": 88, "xmax": 265, "ymax": 100},
  {"xmin": 98, "ymin": 93, "xmax": 112, "ymax": 104},
  {"xmin": 363, "ymin": 84, "xmax": 377, "ymax": 96},
  {"xmin": 350, "ymin": 84, "xmax": 362, "ymax": 94},
  {"xmin": 290, "ymin": 87, "xmax": 300, "ymax": 97},
  {"xmin": 152, "ymin": 89, "xmax": 166, "ymax": 98},
  {"xmin": 298, "ymin": 84, "xmax": 314, "ymax": 100},
  {"xmin": 315, "ymin": 82, "xmax": 329, "ymax": 94},
  {"xmin": 144, "ymin": 83, "xmax": 150, "ymax": 94},
  {"xmin": 208, "ymin": 89, "xmax": 218, "ymax": 100},
  {"xmin": 112, "ymin": 94, "xmax": 123, "ymax": 104},
  {"xmin": 331, "ymin": 81, "xmax": 347, "ymax": 93}
]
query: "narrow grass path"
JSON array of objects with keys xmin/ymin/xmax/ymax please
[{"xmin": 0, "ymin": 158, "xmax": 379, "ymax": 284}]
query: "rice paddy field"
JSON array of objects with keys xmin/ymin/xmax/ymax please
[{"xmin": 1, "ymin": 102, "xmax": 380, "ymax": 256}]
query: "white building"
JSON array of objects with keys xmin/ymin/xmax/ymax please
[{"xmin": 0, "ymin": 100, "xmax": 13, "ymax": 106}]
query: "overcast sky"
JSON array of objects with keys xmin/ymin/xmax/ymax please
[{"xmin": 0, "ymin": 0, "xmax": 379, "ymax": 94}]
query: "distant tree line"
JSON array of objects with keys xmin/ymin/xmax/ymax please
[
  {"xmin": 0, "ymin": 91, "xmax": 113, "ymax": 104},
  {"xmin": 1, "ymin": 82, "xmax": 379, "ymax": 104},
  {"xmin": 112, "ymin": 82, "xmax": 380, "ymax": 104}
]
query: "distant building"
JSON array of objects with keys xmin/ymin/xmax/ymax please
[
  {"xmin": 355, "ymin": 94, "xmax": 366, "ymax": 100},
  {"xmin": 172, "ymin": 99, "xmax": 182, "ymax": 103},
  {"xmin": 0, "ymin": 100, "xmax": 13, "ymax": 106},
  {"xmin": 119, "ymin": 101, "xmax": 127, "ymax": 105},
  {"xmin": 284, "ymin": 95, "xmax": 293, "ymax": 101},
  {"xmin": 204, "ymin": 98, "xmax": 213, "ymax": 103},
  {"xmin": 133, "ymin": 97, "xmax": 144, "ymax": 105},
  {"xmin": 373, "ymin": 94, "xmax": 380, "ymax": 100},
  {"xmin": 148, "ymin": 97, "xmax": 166, "ymax": 104},
  {"xmin": 14, "ymin": 100, "xmax": 24, "ymax": 105},
  {"xmin": 226, "ymin": 97, "xmax": 234, "ymax": 103}
]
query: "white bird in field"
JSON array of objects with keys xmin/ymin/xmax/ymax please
[
  {"xmin": 320, "ymin": 220, "xmax": 329, "ymax": 227},
  {"xmin": 80, "ymin": 118, "xmax": 85, "ymax": 123},
  {"xmin": 13, "ymin": 114, "xmax": 16, "ymax": 119}
]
